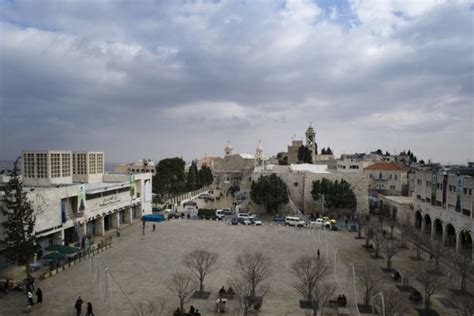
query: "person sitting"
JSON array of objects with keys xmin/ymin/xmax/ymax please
[
  {"xmin": 189, "ymin": 305, "xmax": 195, "ymax": 314},
  {"xmin": 227, "ymin": 286, "xmax": 235, "ymax": 296},
  {"xmin": 219, "ymin": 286, "xmax": 226, "ymax": 297},
  {"xmin": 341, "ymin": 294, "xmax": 347, "ymax": 307},
  {"xmin": 173, "ymin": 307, "xmax": 181, "ymax": 316}
]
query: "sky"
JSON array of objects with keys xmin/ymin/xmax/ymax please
[{"xmin": 0, "ymin": 0, "xmax": 473, "ymax": 164}]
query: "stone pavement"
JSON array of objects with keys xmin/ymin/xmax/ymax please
[{"xmin": 0, "ymin": 218, "xmax": 462, "ymax": 316}]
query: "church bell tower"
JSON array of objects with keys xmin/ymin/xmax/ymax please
[{"xmin": 305, "ymin": 124, "xmax": 317, "ymax": 162}]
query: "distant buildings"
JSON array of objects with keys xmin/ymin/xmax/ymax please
[
  {"xmin": 0, "ymin": 150, "xmax": 152, "ymax": 251},
  {"xmin": 114, "ymin": 158, "xmax": 156, "ymax": 174}
]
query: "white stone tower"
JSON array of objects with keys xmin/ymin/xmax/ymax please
[
  {"xmin": 255, "ymin": 140, "xmax": 264, "ymax": 168},
  {"xmin": 305, "ymin": 124, "xmax": 317, "ymax": 163},
  {"xmin": 224, "ymin": 141, "xmax": 233, "ymax": 157}
]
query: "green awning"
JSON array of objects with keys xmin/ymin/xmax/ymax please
[
  {"xmin": 45, "ymin": 244, "xmax": 80, "ymax": 254},
  {"xmin": 42, "ymin": 252, "xmax": 67, "ymax": 261}
]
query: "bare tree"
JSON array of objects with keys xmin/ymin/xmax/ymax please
[
  {"xmin": 358, "ymin": 261, "xmax": 382, "ymax": 306},
  {"xmin": 363, "ymin": 219, "xmax": 376, "ymax": 248},
  {"xmin": 450, "ymin": 291, "xmax": 474, "ymax": 316},
  {"xmin": 450, "ymin": 249, "xmax": 473, "ymax": 292},
  {"xmin": 408, "ymin": 226, "xmax": 425, "ymax": 260},
  {"xmin": 138, "ymin": 297, "xmax": 166, "ymax": 316},
  {"xmin": 372, "ymin": 229, "xmax": 385, "ymax": 258},
  {"xmin": 183, "ymin": 248, "xmax": 219, "ymax": 294},
  {"xmin": 374, "ymin": 287, "xmax": 408, "ymax": 316},
  {"xmin": 396, "ymin": 218, "xmax": 411, "ymax": 248},
  {"xmin": 426, "ymin": 236, "xmax": 444, "ymax": 272},
  {"xmin": 291, "ymin": 255, "xmax": 331, "ymax": 315},
  {"xmin": 231, "ymin": 251, "xmax": 272, "ymax": 315},
  {"xmin": 356, "ymin": 213, "xmax": 369, "ymax": 239},
  {"xmin": 382, "ymin": 239, "xmax": 398, "ymax": 270},
  {"xmin": 166, "ymin": 272, "xmax": 197, "ymax": 316},
  {"xmin": 416, "ymin": 261, "xmax": 452, "ymax": 311},
  {"xmin": 316, "ymin": 281, "xmax": 336, "ymax": 316}
]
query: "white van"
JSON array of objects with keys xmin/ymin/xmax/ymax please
[{"xmin": 285, "ymin": 216, "xmax": 305, "ymax": 227}]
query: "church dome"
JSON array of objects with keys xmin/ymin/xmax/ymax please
[{"xmin": 225, "ymin": 141, "xmax": 233, "ymax": 151}]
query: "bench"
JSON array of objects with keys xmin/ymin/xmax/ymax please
[{"xmin": 329, "ymin": 300, "xmax": 346, "ymax": 307}]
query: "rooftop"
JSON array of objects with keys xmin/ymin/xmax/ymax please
[
  {"xmin": 290, "ymin": 164, "xmax": 330, "ymax": 174},
  {"xmin": 364, "ymin": 162, "xmax": 408, "ymax": 171},
  {"xmin": 381, "ymin": 195, "xmax": 413, "ymax": 205}
]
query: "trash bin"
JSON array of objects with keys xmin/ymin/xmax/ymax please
[{"xmin": 350, "ymin": 224, "xmax": 357, "ymax": 232}]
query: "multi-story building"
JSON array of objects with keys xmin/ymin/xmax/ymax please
[
  {"xmin": 413, "ymin": 168, "xmax": 473, "ymax": 253},
  {"xmin": 337, "ymin": 154, "xmax": 376, "ymax": 173},
  {"xmin": 114, "ymin": 158, "xmax": 156, "ymax": 175},
  {"xmin": 0, "ymin": 150, "xmax": 152, "ymax": 251},
  {"xmin": 364, "ymin": 162, "xmax": 408, "ymax": 196}
]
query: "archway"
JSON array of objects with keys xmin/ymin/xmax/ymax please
[
  {"xmin": 445, "ymin": 223, "xmax": 456, "ymax": 248},
  {"xmin": 415, "ymin": 211, "xmax": 422, "ymax": 230},
  {"xmin": 423, "ymin": 214, "xmax": 432, "ymax": 235},
  {"xmin": 459, "ymin": 229, "xmax": 472, "ymax": 255},
  {"xmin": 433, "ymin": 219, "xmax": 443, "ymax": 240}
]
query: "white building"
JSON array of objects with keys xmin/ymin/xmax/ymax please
[{"xmin": 0, "ymin": 150, "xmax": 152, "ymax": 251}]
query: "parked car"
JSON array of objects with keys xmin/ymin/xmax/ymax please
[
  {"xmin": 285, "ymin": 216, "xmax": 305, "ymax": 227},
  {"xmin": 310, "ymin": 218, "xmax": 324, "ymax": 228},
  {"xmin": 238, "ymin": 213, "xmax": 250, "ymax": 220},
  {"xmin": 273, "ymin": 215, "xmax": 286, "ymax": 223},
  {"xmin": 198, "ymin": 193, "xmax": 211, "ymax": 199},
  {"xmin": 231, "ymin": 218, "xmax": 239, "ymax": 225},
  {"xmin": 252, "ymin": 217, "xmax": 263, "ymax": 226},
  {"xmin": 239, "ymin": 218, "xmax": 252, "ymax": 226},
  {"xmin": 215, "ymin": 209, "xmax": 225, "ymax": 220},
  {"xmin": 222, "ymin": 208, "xmax": 232, "ymax": 215}
]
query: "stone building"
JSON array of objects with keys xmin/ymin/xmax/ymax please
[
  {"xmin": 413, "ymin": 167, "xmax": 473, "ymax": 255},
  {"xmin": 114, "ymin": 158, "xmax": 156, "ymax": 174},
  {"xmin": 0, "ymin": 150, "xmax": 152, "ymax": 251},
  {"xmin": 250, "ymin": 164, "xmax": 369, "ymax": 215},
  {"xmin": 364, "ymin": 162, "xmax": 408, "ymax": 196}
]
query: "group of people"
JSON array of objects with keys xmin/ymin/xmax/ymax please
[
  {"xmin": 218, "ymin": 286, "xmax": 235, "ymax": 297},
  {"xmin": 173, "ymin": 305, "xmax": 201, "ymax": 316},
  {"xmin": 74, "ymin": 296, "xmax": 94, "ymax": 316},
  {"xmin": 25, "ymin": 277, "xmax": 43, "ymax": 307},
  {"xmin": 337, "ymin": 294, "xmax": 347, "ymax": 307}
]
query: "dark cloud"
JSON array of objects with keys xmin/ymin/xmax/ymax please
[{"xmin": 0, "ymin": 0, "xmax": 472, "ymax": 164}]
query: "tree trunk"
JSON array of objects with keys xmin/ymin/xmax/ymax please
[
  {"xmin": 358, "ymin": 227, "xmax": 362, "ymax": 238},
  {"xmin": 386, "ymin": 258, "xmax": 391, "ymax": 270},
  {"xmin": 424, "ymin": 294, "xmax": 430, "ymax": 311},
  {"xmin": 25, "ymin": 257, "xmax": 31, "ymax": 279},
  {"xmin": 461, "ymin": 275, "xmax": 466, "ymax": 292},
  {"xmin": 180, "ymin": 299, "xmax": 184, "ymax": 316},
  {"xmin": 199, "ymin": 276, "xmax": 204, "ymax": 293}
]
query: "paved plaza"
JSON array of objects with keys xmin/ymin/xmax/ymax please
[{"xmin": 0, "ymin": 218, "xmax": 465, "ymax": 316}]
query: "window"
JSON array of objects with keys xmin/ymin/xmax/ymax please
[
  {"xmin": 390, "ymin": 185, "xmax": 396, "ymax": 190},
  {"xmin": 389, "ymin": 174, "xmax": 393, "ymax": 180},
  {"xmin": 463, "ymin": 188, "xmax": 468, "ymax": 195},
  {"xmin": 51, "ymin": 153, "xmax": 61, "ymax": 178},
  {"xmin": 89, "ymin": 154, "xmax": 96, "ymax": 174},
  {"xmin": 394, "ymin": 174, "xmax": 398, "ymax": 180},
  {"xmin": 61, "ymin": 153, "xmax": 71, "ymax": 177},
  {"xmin": 294, "ymin": 182, "xmax": 298, "ymax": 187},
  {"xmin": 417, "ymin": 194, "xmax": 421, "ymax": 200},
  {"xmin": 23, "ymin": 153, "xmax": 35, "ymax": 178},
  {"xmin": 36, "ymin": 153, "xmax": 48, "ymax": 178},
  {"xmin": 379, "ymin": 172, "xmax": 382, "ymax": 179},
  {"xmin": 469, "ymin": 189, "xmax": 472, "ymax": 196},
  {"xmin": 369, "ymin": 174, "xmax": 372, "ymax": 179},
  {"xmin": 96, "ymin": 154, "xmax": 104, "ymax": 173}
]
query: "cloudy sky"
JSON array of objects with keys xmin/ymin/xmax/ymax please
[{"xmin": 0, "ymin": 0, "xmax": 472, "ymax": 164}]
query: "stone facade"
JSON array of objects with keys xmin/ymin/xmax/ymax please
[
  {"xmin": 413, "ymin": 169, "xmax": 473, "ymax": 254},
  {"xmin": 287, "ymin": 140, "xmax": 303, "ymax": 164},
  {"xmin": 364, "ymin": 162, "xmax": 408, "ymax": 196},
  {"xmin": 250, "ymin": 165, "xmax": 369, "ymax": 215}
]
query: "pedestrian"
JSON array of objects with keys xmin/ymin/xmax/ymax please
[
  {"xmin": 36, "ymin": 288, "xmax": 43, "ymax": 303},
  {"xmin": 27, "ymin": 290, "xmax": 34, "ymax": 306},
  {"xmin": 142, "ymin": 227, "xmax": 145, "ymax": 236},
  {"xmin": 317, "ymin": 249, "xmax": 320, "ymax": 260},
  {"xmin": 75, "ymin": 296, "xmax": 83, "ymax": 316},
  {"xmin": 345, "ymin": 219, "xmax": 348, "ymax": 227},
  {"xmin": 153, "ymin": 224, "xmax": 156, "ymax": 231},
  {"xmin": 189, "ymin": 305, "xmax": 195, "ymax": 314},
  {"xmin": 116, "ymin": 228, "xmax": 121, "ymax": 237},
  {"xmin": 85, "ymin": 302, "xmax": 94, "ymax": 316},
  {"xmin": 142, "ymin": 219, "xmax": 145, "ymax": 229}
]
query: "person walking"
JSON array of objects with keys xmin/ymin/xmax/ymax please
[
  {"xmin": 153, "ymin": 224, "xmax": 156, "ymax": 231},
  {"xmin": 27, "ymin": 290, "xmax": 34, "ymax": 306},
  {"xmin": 85, "ymin": 302, "xmax": 94, "ymax": 316},
  {"xmin": 35, "ymin": 288, "xmax": 43, "ymax": 304},
  {"xmin": 75, "ymin": 296, "xmax": 83, "ymax": 316},
  {"xmin": 317, "ymin": 249, "xmax": 320, "ymax": 260}
]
